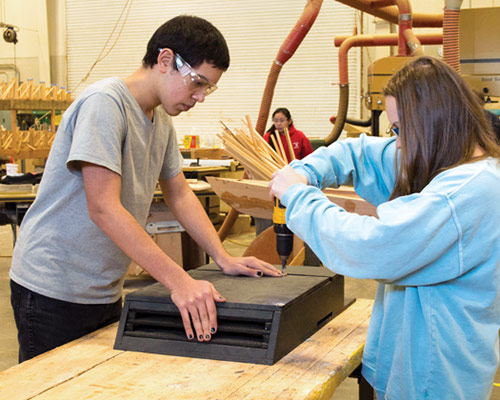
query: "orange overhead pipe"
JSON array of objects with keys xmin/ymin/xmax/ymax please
[
  {"xmin": 325, "ymin": 32, "xmax": 443, "ymax": 144},
  {"xmin": 404, "ymin": 29, "xmax": 424, "ymax": 56},
  {"xmin": 335, "ymin": 32, "xmax": 443, "ymax": 84},
  {"xmin": 333, "ymin": 32, "xmax": 442, "ymax": 49},
  {"xmin": 394, "ymin": 0, "xmax": 412, "ymax": 56},
  {"xmin": 335, "ymin": 0, "xmax": 443, "ymax": 27},
  {"xmin": 255, "ymin": 0, "xmax": 323, "ymax": 135}
]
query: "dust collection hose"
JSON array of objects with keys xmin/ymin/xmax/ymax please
[
  {"xmin": 325, "ymin": 85, "xmax": 349, "ymax": 145},
  {"xmin": 329, "ymin": 31, "xmax": 441, "ymax": 136},
  {"xmin": 255, "ymin": 0, "xmax": 324, "ymax": 135},
  {"xmin": 218, "ymin": 0, "xmax": 323, "ymax": 242},
  {"xmin": 443, "ymin": 0, "xmax": 462, "ymax": 73},
  {"xmin": 326, "ymin": 0, "xmax": 415, "ymax": 145}
]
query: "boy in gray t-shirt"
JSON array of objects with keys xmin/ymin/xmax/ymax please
[{"xmin": 10, "ymin": 15, "xmax": 281, "ymax": 363}]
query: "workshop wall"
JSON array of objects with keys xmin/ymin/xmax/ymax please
[
  {"xmin": 0, "ymin": 0, "xmax": 498, "ymax": 141},
  {"xmin": 64, "ymin": 0, "xmax": 360, "ymax": 141},
  {"xmin": 0, "ymin": 0, "xmax": 51, "ymax": 84}
]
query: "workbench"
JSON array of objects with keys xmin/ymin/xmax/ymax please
[
  {"xmin": 0, "ymin": 181, "xmax": 217, "ymax": 247},
  {"xmin": 0, "ymin": 298, "xmax": 373, "ymax": 400}
]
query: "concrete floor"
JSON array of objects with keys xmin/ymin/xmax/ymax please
[{"xmin": 1, "ymin": 224, "xmax": 500, "ymax": 399}]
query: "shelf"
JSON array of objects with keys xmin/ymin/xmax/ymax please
[{"xmin": 0, "ymin": 98, "xmax": 73, "ymax": 111}]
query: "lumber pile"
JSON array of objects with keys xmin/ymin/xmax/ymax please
[
  {"xmin": 0, "ymin": 78, "xmax": 72, "ymax": 101},
  {"xmin": 218, "ymin": 115, "xmax": 295, "ymax": 180}
]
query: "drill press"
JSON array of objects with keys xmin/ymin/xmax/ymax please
[{"xmin": 272, "ymin": 198, "xmax": 294, "ymax": 276}]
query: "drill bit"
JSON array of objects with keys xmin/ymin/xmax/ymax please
[{"xmin": 282, "ymin": 260, "xmax": 287, "ymax": 277}]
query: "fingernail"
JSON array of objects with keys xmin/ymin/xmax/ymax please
[
  {"xmin": 211, "ymin": 327, "xmax": 216, "ymax": 333},
  {"xmin": 199, "ymin": 335, "xmax": 203, "ymax": 340},
  {"xmin": 256, "ymin": 271, "xmax": 263, "ymax": 277},
  {"xmin": 188, "ymin": 334, "xmax": 193, "ymax": 340},
  {"xmin": 219, "ymin": 295, "xmax": 224, "ymax": 300},
  {"xmin": 205, "ymin": 335, "xmax": 210, "ymax": 339}
]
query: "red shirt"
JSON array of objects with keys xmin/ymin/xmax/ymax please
[{"xmin": 263, "ymin": 125, "xmax": 313, "ymax": 163}]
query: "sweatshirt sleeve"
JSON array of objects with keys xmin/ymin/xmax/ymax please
[
  {"xmin": 300, "ymin": 134, "xmax": 313, "ymax": 158},
  {"xmin": 263, "ymin": 131, "xmax": 271, "ymax": 144},
  {"xmin": 281, "ymin": 184, "xmax": 462, "ymax": 286},
  {"xmin": 289, "ymin": 134, "xmax": 397, "ymax": 207}
]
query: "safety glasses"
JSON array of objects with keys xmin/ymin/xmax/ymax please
[
  {"xmin": 386, "ymin": 123, "xmax": 399, "ymax": 136},
  {"xmin": 158, "ymin": 49, "xmax": 217, "ymax": 96}
]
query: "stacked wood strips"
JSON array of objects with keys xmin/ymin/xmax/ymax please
[
  {"xmin": 0, "ymin": 78, "xmax": 72, "ymax": 101},
  {"xmin": 218, "ymin": 115, "xmax": 295, "ymax": 180},
  {"xmin": 0, "ymin": 128, "xmax": 55, "ymax": 158}
]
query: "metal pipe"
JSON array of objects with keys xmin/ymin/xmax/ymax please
[
  {"xmin": 327, "ymin": 32, "xmax": 443, "ymax": 145},
  {"xmin": 394, "ymin": 0, "xmax": 412, "ymax": 56},
  {"xmin": 335, "ymin": 0, "xmax": 443, "ymax": 27},
  {"xmin": 331, "ymin": 115, "xmax": 372, "ymax": 127},
  {"xmin": 404, "ymin": 29, "xmax": 424, "ymax": 56},
  {"xmin": 334, "ymin": 32, "xmax": 443, "ymax": 47}
]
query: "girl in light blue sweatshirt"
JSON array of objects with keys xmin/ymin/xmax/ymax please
[{"xmin": 270, "ymin": 56, "xmax": 500, "ymax": 399}]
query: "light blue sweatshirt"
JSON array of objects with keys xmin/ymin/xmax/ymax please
[{"xmin": 282, "ymin": 134, "xmax": 500, "ymax": 399}]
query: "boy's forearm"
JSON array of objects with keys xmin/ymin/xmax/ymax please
[
  {"xmin": 164, "ymin": 185, "xmax": 229, "ymax": 265},
  {"xmin": 90, "ymin": 203, "xmax": 189, "ymax": 290}
]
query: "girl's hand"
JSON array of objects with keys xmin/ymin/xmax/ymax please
[{"xmin": 269, "ymin": 165, "xmax": 307, "ymax": 199}]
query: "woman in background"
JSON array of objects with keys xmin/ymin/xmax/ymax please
[{"xmin": 264, "ymin": 107, "xmax": 313, "ymax": 162}]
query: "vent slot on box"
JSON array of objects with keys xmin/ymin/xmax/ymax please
[{"xmin": 124, "ymin": 309, "xmax": 273, "ymax": 349}]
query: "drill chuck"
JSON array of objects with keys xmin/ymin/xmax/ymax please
[
  {"xmin": 275, "ymin": 227, "xmax": 294, "ymax": 261},
  {"xmin": 273, "ymin": 198, "xmax": 294, "ymax": 268}
]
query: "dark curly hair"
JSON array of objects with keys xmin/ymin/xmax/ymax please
[{"xmin": 142, "ymin": 15, "xmax": 230, "ymax": 71}]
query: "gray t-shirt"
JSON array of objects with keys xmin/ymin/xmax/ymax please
[{"xmin": 10, "ymin": 77, "xmax": 183, "ymax": 304}]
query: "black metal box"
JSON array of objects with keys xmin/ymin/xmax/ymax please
[{"xmin": 114, "ymin": 264, "xmax": 348, "ymax": 365}]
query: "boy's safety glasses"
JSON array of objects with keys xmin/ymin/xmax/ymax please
[{"xmin": 158, "ymin": 48, "xmax": 217, "ymax": 96}]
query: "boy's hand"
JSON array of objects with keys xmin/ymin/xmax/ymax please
[{"xmin": 170, "ymin": 275, "xmax": 225, "ymax": 342}]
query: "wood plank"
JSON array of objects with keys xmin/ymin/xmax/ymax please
[
  {"xmin": 0, "ymin": 324, "xmax": 122, "ymax": 400},
  {"xmin": 207, "ymin": 177, "xmax": 377, "ymax": 219},
  {"xmin": 180, "ymin": 147, "xmax": 228, "ymax": 160},
  {"xmin": 0, "ymin": 299, "xmax": 373, "ymax": 400},
  {"xmin": 224, "ymin": 299, "xmax": 373, "ymax": 400}
]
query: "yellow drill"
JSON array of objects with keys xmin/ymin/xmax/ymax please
[{"xmin": 272, "ymin": 198, "xmax": 294, "ymax": 276}]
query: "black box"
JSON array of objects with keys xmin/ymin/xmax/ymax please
[{"xmin": 114, "ymin": 264, "xmax": 349, "ymax": 365}]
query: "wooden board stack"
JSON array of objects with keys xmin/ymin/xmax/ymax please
[
  {"xmin": 0, "ymin": 78, "xmax": 72, "ymax": 101},
  {"xmin": 218, "ymin": 115, "xmax": 295, "ymax": 180},
  {"xmin": 0, "ymin": 128, "xmax": 55, "ymax": 158}
]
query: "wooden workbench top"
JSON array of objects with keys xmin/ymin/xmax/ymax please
[{"xmin": 0, "ymin": 298, "xmax": 373, "ymax": 400}]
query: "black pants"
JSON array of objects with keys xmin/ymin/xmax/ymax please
[{"xmin": 10, "ymin": 280, "xmax": 122, "ymax": 363}]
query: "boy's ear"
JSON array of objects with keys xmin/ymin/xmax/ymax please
[{"xmin": 157, "ymin": 48, "xmax": 174, "ymax": 73}]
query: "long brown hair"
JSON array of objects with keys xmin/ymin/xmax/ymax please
[{"xmin": 383, "ymin": 56, "xmax": 500, "ymax": 200}]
